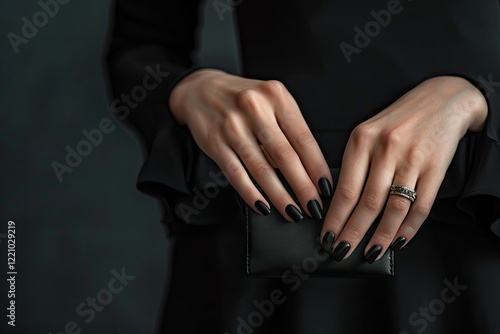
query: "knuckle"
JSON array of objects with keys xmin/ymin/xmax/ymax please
[
  {"xmin": 224, "ymin": 161, "xmax": 244, "ymax": 180},
  {"xmin": 362, "ymin": 193, "xmax": 383, "ymax": 212},
  {"xmin": 336, "ymin": 185, "xmax": 358, "ymax": 203},
  {"xmin": 382, "ymin": 129, "xmax": 403, "ymax": 148},
  {"xmin": 343, "ymin": 227, "xmax": 363, "ymax": 241},
  {"xmin": 249, "ymin": 160, "xmax": 274, "ymax": 178},
  {"xmin": 236, "ymin": 89, "xmax": 261, "ymax": 110},
  {"xmin": 401, "ymin": 224, "xmax": 418, "ymax": 238},
  {"xmin": 404, "ymin": 145, "xmax": 426, "ymax": 167},
  {"xmin": 260, "ymin": 80, "xmax": 286, "ymax": 97},
  {"xmin": 350, "ymin": 124, "xmax": 375, "ymax": 147},
  {"xmin": 413, "ymin": 201, "xmax": 432, "ymax": 218},
  {"xmin": 387, "ymin": 196, "xmax": 410, "ymax": 213},
  {"xmin": 272, "ymin": 142, "xmax": 296, "ymax": 163},
  {"xmin": 237, "ymin": 143, "xmax": 254, "ymax": 161},
  {"xmin": 375, "ymin": 230, "xmax": 394, "ymax": 244},
  {"xmin": 294, "ymin": 130, "xmax": 316, "ymax": 149}
]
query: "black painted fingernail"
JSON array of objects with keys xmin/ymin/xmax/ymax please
[
  {"xmin": 332, "ymin": 241, "xmax": 350, "ymax": 262},
  {"xmin": 318, "ymin": 178, "xmax": 333, "ymax": 197},
  {"xmin": 285, "ymin": 204, "xmax": 303, "ymax": 223},
  {"xmin": 254, "ymin": 200, "xmax": 271, "ymax": 216},
  {"xmin": 390, "ymin": 237, "xmax": 406, "ymax": 251},
  {"xmin": 307, "ymin": 200, "xmax": 323, "ymax": 220},
  {"xmin": 321, "ymin": 232, "xmax": 335, "ymax": 254},
  {"xmin": 365, "ymin": 245, "xmax": 382, "ymax": 264}
]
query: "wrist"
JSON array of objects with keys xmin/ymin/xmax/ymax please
[
  {"xmin": 426, "ymin": 76, "xmax": 488, "ymax": 134},
  {"xmin": 448, "ymin": 76, "xmax": 488, "ymax": 132},
  {"xmin": 463, "ymin": 82, "xmax": 488, "ymax": 132},
  {"xmin": 169, "ymin": 68, "xmax": 227, "ymax": 125}
]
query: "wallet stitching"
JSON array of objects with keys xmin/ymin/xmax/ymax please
[
  {"xmin": 390, "ymin": 249, "xmax": 394, "ymax": 276},
  {"xmin": 245, "ymin": 204, "xmax": 250, "ymax": 275}
]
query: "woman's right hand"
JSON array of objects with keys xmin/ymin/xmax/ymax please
[{"xmin": 169, "ymin": 69, "xmax": 332, "ymax": 222}]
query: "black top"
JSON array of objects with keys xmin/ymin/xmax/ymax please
[{"xmin": 106, "ymin": 0, "xmax": 500, "ymax": 237}]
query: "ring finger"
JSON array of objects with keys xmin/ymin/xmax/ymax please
[
  {"xmin": 330, "ymin": 159, "xmax": 394, "ymax": 262},
  {"xmin": 364, "ymin": 170, "xmax": 419, "ymax": 263}
]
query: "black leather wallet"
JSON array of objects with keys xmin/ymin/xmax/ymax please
[{"xmin": 243, "ymin": 168, "xmax": 394, "ymax": 278}]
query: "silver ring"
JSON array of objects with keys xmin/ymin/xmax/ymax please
[{"xmin": 389, "ymin": 185, "xmax": 417, "ymax": 203}]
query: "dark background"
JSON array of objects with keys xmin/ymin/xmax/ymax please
[{"xmin": 0, "ymin": 1, "xmax": 239, "ymax": 333}]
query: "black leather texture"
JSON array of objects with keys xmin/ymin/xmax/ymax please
[{"xmin": 244, "ymin": 168, "xmax": 394, "ymax": 278}]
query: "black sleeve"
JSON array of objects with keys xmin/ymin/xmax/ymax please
[
  {"xmin": 458, "ymin": 74, "xmax": 500, "ymax": 237},
  {"xmin": 105, "ymin": 0, "xmax": 202, "ymax": 221},
  {"xmin": 431, "ymin": 73, "xmax": 500, "ymax": 238}
]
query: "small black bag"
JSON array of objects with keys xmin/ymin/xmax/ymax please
[{"xmin": 243, "ymin": 168, "xmax": 394, "ymax": 278}]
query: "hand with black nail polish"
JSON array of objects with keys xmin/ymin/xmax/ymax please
[
  {"xmin": 316, "ymin": 76, "xmax": 487, "ymax": 262},
  {"xmin": 321, "ymin": 231, "xmax": 335, "ymax": 255},
  {"xmin": 286, "ymin": 204, "xmax": 304, "ymax": 223},
  {"xmin": 365, "ymin": 245, "xmax": 382, "ymax": 264},
  {"xmin": 390, "ymin": 237, "xmax": 406, "ymax": 251},
  {"xmin": 307, "ymin": 199, "xmax": 323, "ymax": 220},
  {"xmin": 254, "ymin": 200, "xmax": 271, "ymax": 216},
  {"xmin": 319, "ymin": 178, "xmax": 333, "ymax": 197},
  {"xmin": 170, "ymin": 69, "xmax": 333, "ymax": 223},
  {"xmin": 332, "ymin": 241, "xmax": 350, "ymax": 262}
]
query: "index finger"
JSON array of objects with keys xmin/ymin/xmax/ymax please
[{"xmin": 274, "ymin": 91, "xmax": 333, "ymax": 198}]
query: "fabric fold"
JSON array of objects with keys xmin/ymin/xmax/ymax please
[{"xmin": 457, "ymin": 132, "xmax": 500, "ymax": 237}]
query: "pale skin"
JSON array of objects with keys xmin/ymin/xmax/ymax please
[{"xmin": 170, "ymin": 69, "xmax": 488, "ymax": 262}]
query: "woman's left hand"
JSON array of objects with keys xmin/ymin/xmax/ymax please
[{"xmin": 320, "ymin": 76, "xmax": 488, "ymax": 263}]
